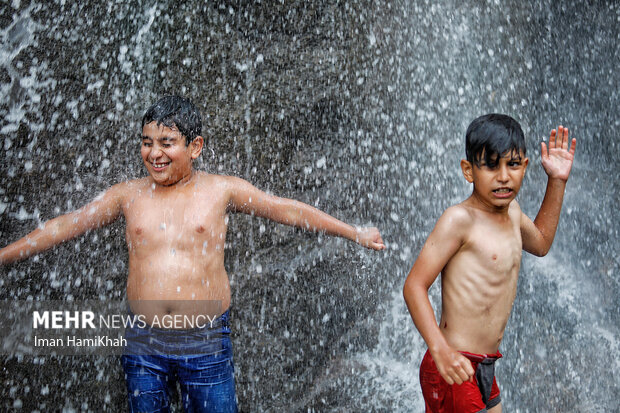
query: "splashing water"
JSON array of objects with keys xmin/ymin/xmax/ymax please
[{"xmin": 0, "ymin": 1, "xmax": 618, "ymax": 411}]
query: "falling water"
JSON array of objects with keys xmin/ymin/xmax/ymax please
[{"xmin": 1, "ymin": 1, "xmax": 618, "ymax": 411}]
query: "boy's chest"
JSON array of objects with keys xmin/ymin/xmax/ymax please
[
  {"xmin": 123, "ymin": 193, "xmax": 229, "ymax": 246},
  {"xmin": 469, "ymin": 221, "xmax": 522, "ymax": 272}
]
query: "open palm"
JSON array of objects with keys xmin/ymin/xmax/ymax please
[{"xmin": 541, "ymin": 125, "xmax": 577, "ymax": 181}]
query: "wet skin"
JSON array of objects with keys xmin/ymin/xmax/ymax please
[
  {"xmin": 403, "ymin": 125, "xmax": 576, "ymax": 397},
  {"xmin": 0, "ymin": 122, "xmax": 385, "ymax": 324}
]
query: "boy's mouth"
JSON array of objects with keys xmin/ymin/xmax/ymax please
[
  {"xmin": 492, "ymin": 187, "xmax": 513, "ymax": 198},
  {"xmin": 150, "ymin": 161, "xmax": 170, "ymax": 171}
]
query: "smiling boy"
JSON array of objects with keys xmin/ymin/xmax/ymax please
[
  {"xmin": 403, "ymin": 114, "xmax": 576, "ymax": 412},
  {"xmin": 0, "ymin": 95, "xmax": 385, "ymax": 412}
]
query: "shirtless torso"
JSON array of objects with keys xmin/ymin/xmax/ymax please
[
  {"xmin": 122, "ymin": 174, "xmax": 234, "ymax": 321},
  {"xmin": 439, "ymin": 200, "xmax": 523, "ymax": 355},
  {"xmin": 404, "ymin": 124, "xmax": 576, "ymax": 396}
]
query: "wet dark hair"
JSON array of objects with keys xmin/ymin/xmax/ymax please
[
  {"xmin": 465, "ymin": 113, "xmax": 526, "ymax": 167},
  {"xmin": 142, "ymin": 95, "xmax": 202, "ymax": 145}
]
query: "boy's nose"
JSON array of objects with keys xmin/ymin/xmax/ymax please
[
  {"xmin": 497, "ymin": 165, "xmax": 509, "ymax": 181},
  {"xmin": 149, "ymin": 146, "xmax": 163, "ymax": 159}
]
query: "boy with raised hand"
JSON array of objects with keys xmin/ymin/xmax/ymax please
[
  {"xmin": 0, "ymin": 95, "xmax": 385, "ymax": 412},
  {"xmin": 403, "ymin": 114, "xmax": 576, "ymax": 412}
]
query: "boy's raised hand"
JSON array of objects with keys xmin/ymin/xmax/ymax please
[
  {"xmin": 355, "ymin": 227, "xmax": 386, "ymax": 250},
  {"xmin": 541, "ymin": 125, "xmax": 577, "ymax": 181}
]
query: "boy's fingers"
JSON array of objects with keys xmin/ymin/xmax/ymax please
[
  {"xmin": 442, "ymin": 368, "xmax": 459, "ymax": 385},
  {"xmin": 450, "ymin": 356, "xmax": 474, "ymax": 384},
  {"xmin": 540, "ymin": 142, "xmax": 548, "ymax": 158},
  {"xmin": 569, "ymin": 138, "xmax": 577, "ymax": 156},
  {"xmin": 457, "ymin": 357, "xmax": 474, "ymax": 376},
  {"xmin": 464, "ymin": 361, "xmax": 475, "ymax": 378},
  {"xmin": 456, "ymin": 369, "xmax": 469, "ymax": 383},
  {"xmin": 549, "ymin": 129, "xmax": 557, "ymax": 150},
  {"xmin": 561, "ymin": 126, "xmax": 569, "ymax": 149},
  {"xmin": 371, "ymin": 242, "xmax": 385, "ymax": 250}
]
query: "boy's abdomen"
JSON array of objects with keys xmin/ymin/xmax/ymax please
[{"xmin": 125, "ymin": 251, "xmax": 232, "ymax": 321}]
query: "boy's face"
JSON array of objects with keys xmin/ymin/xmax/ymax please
[
  {"xmin": 141, "ymin": 122, "xmax": 203, "ymax": 186},
  {"xmin": 461, "ymin": 151, "xmax": 529, "ymax": 210}
]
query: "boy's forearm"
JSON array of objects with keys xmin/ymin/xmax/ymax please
[
  {"xmin": 533, "ymin": 177, "xmax": 568, "ymax": 254},
  {"xmin": 403, "ymin": 282, "xmax": 449, "ymax": 352},
  {"xmin": 274, "ymin": 198, "xmax": 358, "ymax": 241},
  {"xmin": 0, "ymin": 235, "xmax": 41, "ymax": 264},
  {"xmin": 0, "ymin": 215, "xmax": 80, "ymax": 265}
]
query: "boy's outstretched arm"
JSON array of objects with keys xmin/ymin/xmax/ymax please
[
  {"xmin": 0, "ymin": 184, "xmax": 125, "ymax": 265},
  {"xmin": 226, "ymin": 177, "xmax": 385, "ymax": 250},
  {"xmin": 521, "ymin": 126, "xmax": 577, "ymax": 256},
  {"xmin": 403, "ymin": 207, "xmax": 475, "ymax": 385}
]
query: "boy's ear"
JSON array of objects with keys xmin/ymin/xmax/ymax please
[
  {"xmin": 460, "ymin": 159, "xmax": 474, "ymax": 183},
  {"xmin": 189, "ymin": 136, "xmax": 204, "ymax": 159}
]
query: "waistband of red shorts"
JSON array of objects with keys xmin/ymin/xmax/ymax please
[{"xmin": 460, "ymin": 350, "xmax": 503, "ymax": 363}]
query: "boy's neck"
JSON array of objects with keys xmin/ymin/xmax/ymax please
[{"xmin": 151, "ymin": 169, "xmax": 196, "ymax": 190}]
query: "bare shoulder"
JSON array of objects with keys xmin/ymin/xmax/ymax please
[
  {"xmin": 86, "ymin": 179, "xmax": 135, "ymax": 202},
  {"xmin": 190, "ymin": 173, "xmax": 259, "ymax": 209},
  {"xmin": 508, "ymin": 199, "xmax": 524, "ymax": 222},
  {"xmin": 509, "ymin": 199, "xmax": 522, "ymax": 213},
  {"xmin": 100, "ymin": 178, "xmax": 162, "ymax": 208},
  {"xmin": 437, "ymin": 204, "xmax": 475, "ymax": 233},
  {"xmin": 115, "ymin": 178, "xmax": 142, "ymax": 192},
  {"xmin": 423, "ymin": 204, "xmax": 474, "ymax": 250},
  {"xmin": 192, "ymin": 172, "xmax": 247, "ymax": 192},
  {"xmin": 111, "ymin": 178, "xmax": 149, "ymax": 198},
  {"xmin": 204, "ymin": 174, "xmax": 261, "ymax": 196},
  {"xmin": 210, "ymin": 173, "xmax": 249, "ymax": 187}
]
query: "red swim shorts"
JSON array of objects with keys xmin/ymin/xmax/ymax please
[{"xmin": 419, "ymin": 349, "xmax": 502, "ymax": 412}]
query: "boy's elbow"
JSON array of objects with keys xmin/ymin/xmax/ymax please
[
  {"xmin": 538, "ymin": 246, "xmax": 551, "ymax": 257},
  {"xmin": 537, "ymin": 238, "xmax": 555, "ymax": 256},
  {"xmin": 528, "ymin": 244, "xmax": 550, "ymax": 257},
  {"xmin": 525, "ymin": 234, "xmax": 554, "ymax": 257},
  {"xmin": 402, "ymin": 278, "xmax": 418, "ymax": 304}
]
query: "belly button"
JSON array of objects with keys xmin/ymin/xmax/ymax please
[{"xmin": 196, "ymin": 226, "xmax": 205, "ymax": 233}]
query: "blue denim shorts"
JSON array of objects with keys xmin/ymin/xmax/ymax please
[{"xmin": 121, "ymin": 310, "xmax": 237, "ymax": 412}]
